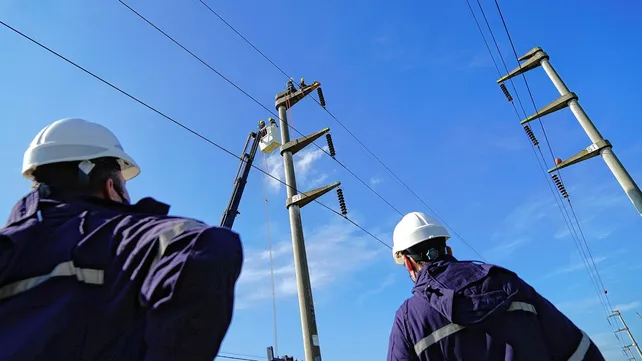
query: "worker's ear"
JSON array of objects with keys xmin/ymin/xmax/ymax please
[{"xmin": 403, "ymin": 256, "xmax": 414, "ymax": 272}]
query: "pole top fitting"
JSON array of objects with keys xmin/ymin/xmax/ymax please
[
  {"xmin": 518, "ymin": 47, "xmax": 545, "ymax": 61},
  {"xmin": 497, "ymin": 47, "xmax": 549, "ymax": 84},
  {"xmin": 275, "ymin": 80, "xmax": 321, "ymax": 110}
]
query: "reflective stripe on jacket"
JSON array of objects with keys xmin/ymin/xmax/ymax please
[
  {"xmin": 0, "ymin": 189, "xmax": 244, "ymax": 361},
  {"xmin": 387, "ymin": 257, "xmax": 606, "ymax": 361}
]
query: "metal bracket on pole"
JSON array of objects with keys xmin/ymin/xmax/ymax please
[
  {"xmin": 520, "ymin": 92, "xmax": 578, "ymax": 125},
  {"xmin": 548, "ymin": 140, "xmax": 612, "ymax": 173},
  {"xmin": 275, "ymin": 80, "xmax": 321, "ymax": 110},
  {"xmin": 287, "ymin": 181, "xmax": 341, "ymax": 209},
  {"xmin": 281, "ymin": 127, "xmax": 330, "ymax": 156},
  {"xmin": 496, "ymin": 47, "xmax": 549, "ymax": 83}
]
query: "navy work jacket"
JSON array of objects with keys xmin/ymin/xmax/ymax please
[
  {"xmin": 0, "ymin": 188, "xmax": 243, "ymax": 361},
  {"xmin": 388, "ymin": 256, "xmax": 606, "ymax": 361}
]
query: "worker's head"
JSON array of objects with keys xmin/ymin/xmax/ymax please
[
  {"xmin": 392, "ymin": 211, "xmax": 451, "ymax": 282},
  {"xmin": 22, "ymin": 118, "xmax": 140, "ymax": 204}
]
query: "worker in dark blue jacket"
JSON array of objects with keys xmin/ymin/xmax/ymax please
[
  {"xmin": 0, "ymin": 118, "xmax": 244, "ymax": 361},
  {"xmin": 388, "ymin": 211, "xmax": 606, "ymax": 361}
]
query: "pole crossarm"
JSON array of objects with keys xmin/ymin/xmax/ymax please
[
  {"xmin": 281, "ymin": 127, "xmax": 330, "ymax": 156},
  {"xmin": 520, "ymin": 92, "xmax": 578, "ymax": 125},
  {"xmin": 548, "ymin": 140, "xmax": 612, "ymax": 173},
  {"xmin": 498, "ymin": 45, "xmax": 642, "ymax": 216},
  {"xmin": 287, "ymin": 181, "xmax": 341, "ymax": 209}
]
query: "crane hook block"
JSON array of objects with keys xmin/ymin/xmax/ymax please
[{"xmin": 259, "ymin": 122, "xmax": 282, "ymax": 154}]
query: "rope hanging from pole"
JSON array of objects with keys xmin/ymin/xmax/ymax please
[{"xmin": 260, "ymin": 152, "xmax": 279, "ymax": 356}]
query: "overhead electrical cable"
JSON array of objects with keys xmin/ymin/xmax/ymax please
[
  {"xmin": 217, "ymin": 354, "xmax": 260, "ymax": 361},
  {"xmin": 117, "ymin": 0, "xmax": 407, "ymax": 223},
  {"xmin": 220, "ymin": 351, "xmax": 267, "ymax": 359},
  {"xmin": 473, "ymin": 2, "xmax": 602, "ymax": 290},
  {"xmin": 490, "ymin": 0, "xmax": 616, "ymax": 314},
  {"xmin": 467, "ymin": 0, "xmax": 622, "ymax": 344},
  {"xmin": 190, "ymin": 0, "xmax": 487, "ymax": 262},
  {"xmin": 489, "ymin": 0, "xmax": 617, "ymax": 316},
  {"xmin": 463, "ymin": 1, "xmax": 594, "ymax": 294},
  {"xmin": 0, "ymin": 19, "xmax": 391, "ymax": 251},
  {"xmin": 467, "ymin": 0, "xmax": 609, "ymax": 317}
]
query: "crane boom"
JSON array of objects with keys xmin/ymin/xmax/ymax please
[{"xmin": 220, "ymin": 131, "xmax": 260, "ymax": 228}]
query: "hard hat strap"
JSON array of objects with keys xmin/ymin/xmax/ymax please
[{"xmin": 404, "ymin": 245, "xmax": 448, "ymax": 263}]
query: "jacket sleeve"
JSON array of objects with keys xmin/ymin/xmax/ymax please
[
  {"xmin": 135, "ymin": 219, "xmax": 244, "ymax": 361},
  {"xmin": 388, "ymin": 305, "xmax": 423, "ymax": 361},
  {"xmin": 530, "ymin": 289, "xmax": 606, "ymax": 361}
]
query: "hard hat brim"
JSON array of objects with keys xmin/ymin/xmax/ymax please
[{"xmin": 121, "ymin": 164, "xmax": 141, "ymax": 181}]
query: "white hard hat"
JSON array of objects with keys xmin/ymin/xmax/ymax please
[
  {"xmin": 392, "ymin": 211, "xmax": 450, "ymax": 264},
  {"xmin": 22, "ymin": 118, "xmax": 140, "ymax": 181}
]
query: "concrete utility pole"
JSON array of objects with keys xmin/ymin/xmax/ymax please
[
  {"xmin": 275, "ymin": 78, "xmax": 340, "ymax": 361},
  {"xmin": 610, "ymin": 310, "xmax": 642, "ymax": 359},
  {"xmin": 497, "ymin": 47, "xmax": 642, "ymax": 217}
]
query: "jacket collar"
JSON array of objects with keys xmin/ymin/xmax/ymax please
[{"xmin": 5, "ymin": 185, "xmax": 171, "ymax": 227}]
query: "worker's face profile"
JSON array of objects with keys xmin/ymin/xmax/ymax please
[
  {"xmin": 108, "ymin": 171, "xmax": 131, "ymax": 205},
  {"xmin": 408, "ymin": 270, "xmax": 417, "ymax": 283}
]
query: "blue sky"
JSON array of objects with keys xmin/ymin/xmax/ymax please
[{"xmin": 2, "ymin": 0, "xmax": 642, "ymax": 360}]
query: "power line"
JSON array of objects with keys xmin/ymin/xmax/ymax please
[
  {"xmin": 189, "ymin": 0, "xmax": 486, "ymax": 262},
  {"xmin": 464, "ymin": 0, "xmax": 605, "ymax": 307},
  {"xmin": 219, "ymin": 351, "xmax": 268, "ymax": 360},
  {"xmin": 489, "ymin": 0, "xmax": 617, "ymax": 314},
  {"xmin": 0, "ymin": 19, "xmax": 391, "ymax": 250},
  {"xmin": 464, "ymin": 0, "xmax": 501, "ymax": 76},
  {"xmin": 117, "ymin": 0, "xmax": 406, "ymax": 225},
  {"xmin": 463, "ymin": 0, "xmax": 610, "ymax": 297},
  {"xmin": 197, "ymin": 0, "xmax": 289, "ymax": 79},
  {"xmin": 491, "ymin": 0, "xmax": 613, "ymax": 296},
  {"xmin": 479, "ymin": 5, "xmax": 604, "ymax": 298},
  {"xmin": 466, "ymin": 0, "xmax": 622, "ymax": 343},
  {"xmin": 468, "ymin": 0, "xmax": 602, "ymax": 301},
  {"xmin": 217, "ymin": 354, "xmax": 260, "ymax": 361},
  {"xmin": 492, "ymin": 0, "xmax": 558, "ymax": 163},
  {"xmin": 473, "ymin": 0, "xmax": 529, "ymax": 120}
]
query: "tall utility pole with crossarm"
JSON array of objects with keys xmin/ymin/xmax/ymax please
[
  {"xmin": 497, "ymin": 47, "xmax": 642, "ymax": 217},
  {"xmin": 610, "ymin": 310, "xmax": 642, "ymax": 359},
  {"xmin": 273, "ymin": 78, "xmax": 344, "ymax": 361}
]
